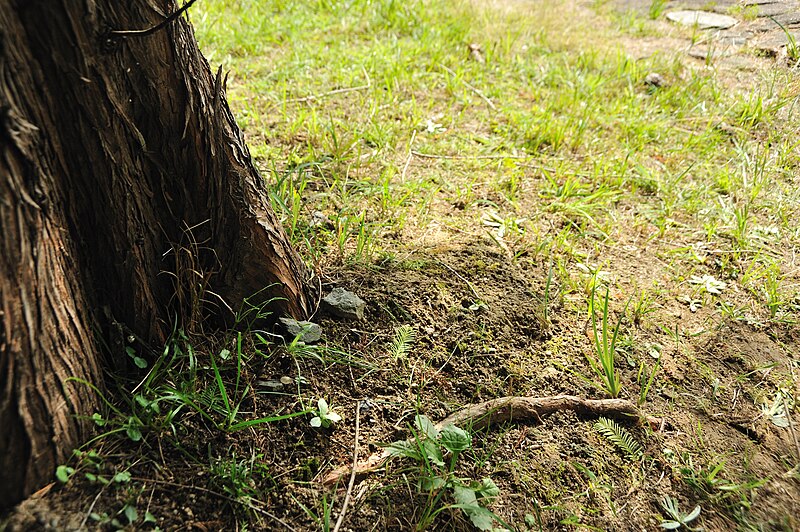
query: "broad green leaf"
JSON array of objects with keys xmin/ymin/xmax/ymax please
[
  {"xmin": 133, "ymin": 356, "xmax": 147, "ymax": 369},
  {"xmin": 113, "ymin": 471, "xmax": 132, "ymax": 483},
  {"xmin": 126, "ymin": 425, "xmax": 142, "ymax": 442},
  {"xmin": 684, "ymin": 505, "xmax": 701, "ymax": 522},
  {"xmin": 421, "ymin": 439, "xmax": 444, "ymax": 467},
  {"xmin": 415, "ymin": 415, "xmax": 439, "ymax": 440},
  {"xmin": 466, "ymin": 509, "xmax": 494, "ymax": 531},
  {"xmin": 452, "ymin": 485, "xmax": 493, "ymax": 531},
  {"xmin": 318, "ymin": 398, "xmax": 329, "ymax": 414},
  {"xmin": 452, "ymin": 484, "xmax": 478, "ymax": 507},
  {"xmin": 56, "ymin": 465, "xmax": 74, "ymax": 483},
  {"xmin": 439, "ymin": 424, "xmax": 471, "ymax": 453},
  {"xmin": 420, "ymin": 475, "xmax": 446, "ymax": 491},
  {"xmin": 123, "ymin": 504, "xmax": 138, "ymax": 524},
  {"xmin": 91, "ymin": 412, "xmax": 106, "ymax": 426},
  {"xmin": 452, "ymin": 485, "xmax": 505, "ymax": 531},
  {"xmin": 660, "ymin": 521, "xmax": 681, "ymax": 530},
  {"xmin": 384, "ymin": 440, "xmax": 422, "ymax": 461},
  {"xmin": 310, "ymin": 416, "xmax": 322, "ymax": 427},
  {"xmin": 476, "ymin": 477, "xmax": 500, "ymax": 500}
]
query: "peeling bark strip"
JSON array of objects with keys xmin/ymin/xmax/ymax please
[
  {"xmin": 1, "ymin": 1, "xmax": 311, "ymax": 507},
  {"xmin": 321, "ymin": 395, "xmax": 656, "ymax": 487}
]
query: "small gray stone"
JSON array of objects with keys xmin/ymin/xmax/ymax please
[
  {"xmin": 687, "ymin": 46, "xmax": 735, "ymax": 60},
  {"xmin": 666, "ymin": 10, "xmax": 738, "ymax": 30},
  {"xmin": 257, "ymin": 379, "xmax": 285, "ymax": 392},
  {"xmin": 278, "ymin": 317, "xmax": 323, "ymax": 343},
  {"xmin": 321, "ymin": 287, "xmax": 366, "ymax": 320},
  {"xmin": 310, "ymin": 210, "xmax": 332, "ymax": 228},
  {"xmin": 644, "ymin": 72, "xmax": 666, "ymax": 88}
]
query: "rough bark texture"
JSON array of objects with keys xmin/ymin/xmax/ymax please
[{"xmin": 0, "ymin": 0, "xmax": 312, "ymax": 507}]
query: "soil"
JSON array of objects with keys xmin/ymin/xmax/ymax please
[
  {"xmin": 5, "ymin": 234, "xmax": 799, "ymax": 530},
  {"xmin": 3, "ymin": 1, "xmax": 800, "ymax": 531}
]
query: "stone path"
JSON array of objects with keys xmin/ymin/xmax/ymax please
[{"xmin": 614, "ymin": 0, "xmax": 800, "ymax": 57}]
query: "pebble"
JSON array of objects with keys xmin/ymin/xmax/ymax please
[
  {"xmin": 278, "ymin": 317, "xmax": 322, "ymax": 343},
  {"xmin": 321, "ymin": 287, "xmax": 366, "ymax": 320},
  {"xmin": 644, "ymin": 72, "xmax": 665, "ymax": 88}
]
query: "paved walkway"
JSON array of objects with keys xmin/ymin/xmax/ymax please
[{"xmin": 614, "ymin": 0, "xmax": 800, "ymax": 57}]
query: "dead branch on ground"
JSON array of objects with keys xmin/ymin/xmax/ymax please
[{"xmin": 322, "ymin": 394, "xmax": 660, "ymax": 487}]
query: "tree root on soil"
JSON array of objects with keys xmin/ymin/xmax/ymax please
[{"xmin": 321, "ymin": 394, "xmax": 661, "ymax": 487}]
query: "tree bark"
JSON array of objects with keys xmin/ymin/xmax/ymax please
[{"xmin": 0, "ymin": 0, "xmax": 312, "ymax": 507}]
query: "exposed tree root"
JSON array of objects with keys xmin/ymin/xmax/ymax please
[{"xmin": 321, "ymin": 394, "xmax": 660, "ymax": 487}]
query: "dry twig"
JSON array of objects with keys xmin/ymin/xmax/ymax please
[
  {"xmin": 439, "ymin": 64, "xmax": 497, "ymax": 110},
  {"xmin": 411, "ymin": 150, "xmax": 528, "ymax": 160},
  {"xmin": 400, "ymin": 130, "xmax": 417, "ymax": 182},
  {"xmin": 332, "ymin": 402, "xmax": 362, "ymax": 532},
  {"xmin": 322, "ymin": 394, "xmax": 658, "ymax": 486},
  {"xmin": 289, "ymin": 68, "xmax": 371, "ymax": 103},
  {"xmin": 435, "ymin": 259, "xmax": 481, "ymax": 302}
]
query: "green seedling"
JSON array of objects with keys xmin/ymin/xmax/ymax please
[
  {"xmin": 594, "ymin": 417, "xmax": 643, "ymax": 460},
  {"xmin": 209, "ymin": 451, "xmax": 274, "ymax": 514},
  {"xmin": 688, "ymin": 275, "xmax": 727, "ymax": 296},
  {"xmin": 587, "ymin": 280, "xmax": 630, "ymax": 398},
  {"xmin": 770, "ymin": 16, "xmax": 799, "ymax": 61},
  {"xmin": 660, "ymin": 496, "xmax": 701, "ymax": 530},
  {"xmin": 310, "ymin": 398, "xmax": 342, "ymax": 428},
  {"xmin": 637, "ymin": 353, "xmax": 661, "ymax": 406},
  {"xmin": 125, "ymin": 344, "xmax": 148, "ymax": 370},
  {"xmin": 56, "ymin": 465, "xmax": 75, "ymax": 484},
  {"xmin": 385, "ymin": 415, "xmax": 507, "ymax": 531},
  {"xmin": 572, "ymin": 462, "xmax": 617, "ymax": 517},
  {"xmin": 648, "ymin": 0, "xmax": 668, "ymax": 19},
  {"xmin": 89, "ymin": 502, "xmax": 153, "ymax": 531},
  {"xmin": 390, "ymin": 324, "xmax": 416, "ymax": 362}
]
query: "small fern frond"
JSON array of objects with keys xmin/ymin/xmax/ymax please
[
  {"xmin": 594, "ymin": 417, "xmax": 643, "ymax": 460},
  {"xmin": 390, "ymin": 325, "xmax": 416, "ymax": 360}
]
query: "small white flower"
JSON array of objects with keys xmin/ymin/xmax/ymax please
[
  {"xmin": 688, "ymin": 274, "xmax": 726, "ymax": 295},
  {"xmin": 678, "ymin": 295, "xmax": 702, "ymax": 312},
  {"xmin": 424, "ymin": 118, "xmax": 446, "ymax": 134}
]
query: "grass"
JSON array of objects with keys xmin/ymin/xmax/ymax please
[
  {"xmin": 587, "ymin": 280, "xmax": 629, "ymax": 398},
  {"xmin": 49, "ymin": 1, "xmax": 800, "ymax": 530}
]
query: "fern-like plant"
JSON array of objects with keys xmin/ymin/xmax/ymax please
[
  {"xmin": 390, "ymin": 325, "xmax": 416, "ymax": 361},
  {"xmin": 594, "ymin": 417, "xmax": 643, "ymax": 460}
]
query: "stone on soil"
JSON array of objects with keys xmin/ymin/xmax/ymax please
[
  {"xmin": 278, "ymin": 317, "xmax": 323, "ymax": 343},
  {"xmin": 644, "ymin": 72, "xmax": 665, "ymax": 88},
  {"xmin": 666, "ymin": 10, "xmax": 738, "ymax": 29},
  {"xmin": 321, "ymin": 287, "xmax": 366, "ymax": 320}
]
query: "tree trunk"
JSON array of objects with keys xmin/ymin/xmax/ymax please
[{"xmin": 0, "ymin": 0, "xmax": 312, "ymax": 508}]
